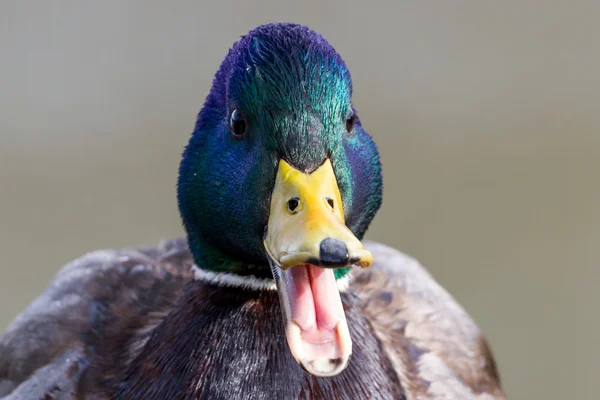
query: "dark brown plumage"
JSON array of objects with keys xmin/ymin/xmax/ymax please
[{"xmin": 0, "ymin": 239, "xmax": 504, "ymax": 399}]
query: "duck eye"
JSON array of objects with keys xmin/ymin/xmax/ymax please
[
  {"xmin": 345, "ymin": 111, "xmax": 356, "ymax": 133},
  {"xmin": 230, "ymin": 109, "xmax": 247, "ymax": 137}
]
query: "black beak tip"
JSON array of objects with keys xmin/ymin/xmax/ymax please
[{"xmin": 318, "ymin": 238, "xmax": 350, "ymax": 267}]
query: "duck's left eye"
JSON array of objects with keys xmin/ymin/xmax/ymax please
[
  {"xmin": 345, "ymin": 111, "xmax": 356, "ymax": 133},
  {"xmin": 230, "ymin": 109, "xmax": 247, "ymax": 137}
]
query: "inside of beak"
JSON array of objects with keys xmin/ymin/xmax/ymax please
[{"xmin": 263, "ymin": 159, "xmax": 373, "ymax": 377}]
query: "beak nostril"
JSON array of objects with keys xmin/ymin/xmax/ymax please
[
  {"xmin": 326, "ymin": 197, "xmax": 334, "ymax": 209},
  {"xmin": 287, "ymin": 197, "xmax": 300, "ymax": 213}
]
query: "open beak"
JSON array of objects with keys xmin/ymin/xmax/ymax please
[{"xmin": 263, "ymin": 159, "xmax": 373, "ymax": 377}]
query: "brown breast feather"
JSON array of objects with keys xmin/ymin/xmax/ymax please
[{"xmin": 1, "ymin": 239, "xmax": 505, "ymax": 399}]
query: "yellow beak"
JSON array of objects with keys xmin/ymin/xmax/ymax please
[
  {"xmin": 263, "ymin": 159, "xmax": 372, "ymax": 377},
  {"xmin": 264, "ymin": 159, "xmax": 373, "ymax": 270}
]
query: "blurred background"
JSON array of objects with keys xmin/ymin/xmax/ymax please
[{"xmin": 1, "ymin": 1, "xmax": 597, "ymax": 398}]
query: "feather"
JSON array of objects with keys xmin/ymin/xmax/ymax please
[{"xmin": 0, "ymin": 239, "xmax": 504, "ymax": 399}]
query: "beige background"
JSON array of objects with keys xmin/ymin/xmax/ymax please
[{"xmin": 1, "ymin": 1, "xmax": 597, "ymax": 399}]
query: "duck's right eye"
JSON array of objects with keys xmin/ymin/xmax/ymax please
[{"xmin": 230, "ymin": 109, "xmax": 247, "ymax": 137}]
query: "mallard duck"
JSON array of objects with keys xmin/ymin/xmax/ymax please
[{"xmin": 0, "ymin": 23, "xmax": 505, "ymax": 399}]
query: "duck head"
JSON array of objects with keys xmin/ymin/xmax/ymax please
[{"xmin": 177, "ymin": 23, "xmax": 382, "ymax": 377}]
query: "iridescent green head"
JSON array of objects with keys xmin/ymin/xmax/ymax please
[
  {"xmin": 177, "ymin": 23, "xmax": 382, "ymax": 280},
  {"xmin": 178, "ymin": 22, "xmax": 383, "ymax": 377}
]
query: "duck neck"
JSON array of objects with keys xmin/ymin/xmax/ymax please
[{"xmin": 188, "ymin": 232, "xmax": 274, "ymax": 278}]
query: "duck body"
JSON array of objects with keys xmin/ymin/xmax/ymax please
[
  {"xmin": 0, "ymin": 240, "xmax": 503, "ymax": 399},
  {"xmin": 113, "ymin": 269, "xmax": 403, "ymax": 399},
  {"xmin": 0, "ymin": 23, "xmax": 505, "ymax": 399}
]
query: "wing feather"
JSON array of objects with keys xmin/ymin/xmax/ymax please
[
  {"xmin": 353, "ymin": 241, "xmax": 506, "ymax": 399},
  {"xmin": 0, "ymin": 238, "xmax": 193, "ymax": 398}
]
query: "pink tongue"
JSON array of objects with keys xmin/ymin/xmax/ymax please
[
  {"xmin": 283, "ymin": 264, "xmax": 342, "ymax": 343},
  {"xmin": 275, "ymin": 263, "xmax": 352, "ymax": 376}
]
